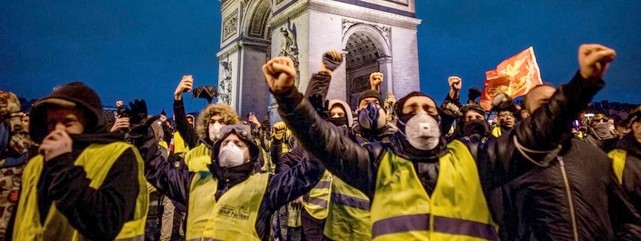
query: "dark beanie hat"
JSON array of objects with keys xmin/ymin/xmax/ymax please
[
  {"xmin": 358, "ymin": 90, "xmax": 384, "ymax": 105},
  {"xmin": 30, "ymin": 82, "xmax": 104, "ymax": 142},
  {"xmin": 394, "ymin": 91, "xmax": 435, "ymax": 116}
]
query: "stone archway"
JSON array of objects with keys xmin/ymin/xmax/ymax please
[{"xmin": 343, "ymin": 23, "xmax": 392, "ymax": 109}]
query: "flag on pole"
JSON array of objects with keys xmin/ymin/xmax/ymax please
[{"xmin": 480, "ymin": 47, "xmax": 542, "ymax": 110}]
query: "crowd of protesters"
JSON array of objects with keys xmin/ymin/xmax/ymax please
[{"xmin": 1, "ymin": 43, "xmax": 641, "ymax": 241}]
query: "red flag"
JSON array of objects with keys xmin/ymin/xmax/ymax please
[{"xmin": 480, "ymin": 47, "xmax": 542, "ymax": 110}]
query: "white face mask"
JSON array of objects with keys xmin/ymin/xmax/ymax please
[
  {"xmin": 218, "ymin": 142, "xmax": 247, "ymax": 168},
  {"xmin": 405, "ymin": 111, "xmax": 440, "ymax": 150},
  {"xmin": 208, "ymin": 122, "xmax": 223, "ymax": 142}
]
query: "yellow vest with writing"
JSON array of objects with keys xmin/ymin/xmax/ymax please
[
  {"xmin": 371, "ymin": 140, "xmax": 498, "ymax": 241},
  {"xmin": 201, "ymin": 172, "xmax": 269, "ymax": 241},
  {"xmin": 324, "ymin": 176, "xmax": 372, "ymax": 240},
  {"xmin": 13, "ymin": 142, "xmax": 148, "ymax": 241},
  {"xmin": 302, "ymin": 170, "xmax": 332, "ymax": 219},
  {"xmin": 608, "ymin": 149, "xmax": 627, "ymax": 184},
  {"xmin": 184, "ymin": 144, "xmax": 211, "ymax": 172},
  {"xmin": 186, "ymin": 171, "xmax": 219, "ymax": 240}
]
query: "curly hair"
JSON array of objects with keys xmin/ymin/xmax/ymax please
[{"xmin": 195, "ymin": 103, "xmax": 241, "ymax": 137}]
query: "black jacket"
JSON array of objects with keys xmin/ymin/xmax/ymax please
[
  {"xmin": 615, "ymin": 133, "xmax": 641, "ymax": 215},
  {"xmin": 274, "ymin": 72, "xmax": 641, "ymax": 240},
  {"xmin": 11, "ymin": 133, "xmax": 140, "ymax": 241},
  {"xmin": 490, "ymin": 75, "xmax": 641, "ymax": 240}
]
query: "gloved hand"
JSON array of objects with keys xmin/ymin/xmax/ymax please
[
  {"xmin": 468, "ymin": 88, "xmax": 482, "ymax": 103},
  {"xmin": 322, "ymin": 50, "xmax": 343, "ymax": 72},
  {"xmin": 308, "ymin": 94, "xmax": 329, "ymax": 119},
  {"xmin": 128, "ymin": 99, "xmax": 148, "ymax": 126}
]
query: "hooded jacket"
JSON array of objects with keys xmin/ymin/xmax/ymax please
[
  {"xmin": 273, "ymin": 73, "xmax": 641, "ymax": 240},
  {"xmin": 12, "ymin": 82, "xmax": 141, "ymax": 241},
  {"xmin": 173, "ymin": 98, "xmax": 241, "ymax": 149},
  {"xmin": 137, "ymin": 124, "xmax": 323, "ymax": 240}
]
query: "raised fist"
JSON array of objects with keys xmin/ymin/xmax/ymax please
[
  {"xmin": 174, "ymin": 75, "xmax": 194, "ymax": 100},
  {"xmin": 322, "ymin": 50, "xmax": 344, "ymax": 72},
  {"xmin": 263, "ymin": 57, "xmax": 297, "ymax": 94},
  {"xmin": 448, "ymin": 76, "xmax": 462, "ymax": 91},
  {"xmin": 578, "ymin": 44, "xmax": 616, "ymax": 81},
  {"xmin": 369, "ymin": 72, "xmax": 384, "ymax": 88}
]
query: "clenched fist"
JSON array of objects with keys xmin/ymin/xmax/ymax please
[
  {"xmin": 448, "ymin": 76, "xmax": 462, "ymax": 100},
  {"xmin": 263, "ymin": 57, "xmax": 297, "ymax": 94},
  {"xmin": 578, "ymin": 44, "xmax": 616, "ymax": 81}
]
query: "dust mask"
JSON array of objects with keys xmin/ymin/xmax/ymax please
[
  {"xmin": 218, "ymin": 142, "xmax": 246, "ymax": 168},
  {"xmin": 404, "ymin": 110, "xmax": 440, "ymax": 150},
  {"xmin": 209, "ymin": 122, "xmax": 223, "ymax": 142}
]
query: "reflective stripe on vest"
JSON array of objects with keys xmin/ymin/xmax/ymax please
[
  {"xmin": 201, "ymin": 172, "xmax": 269, "ymax": 241},
  {"xmin": 372, "ymin": 214, "xmax": 498, "ymax": 240},
  {"xmin": 186, "ymin": 171, "xmax": 219, "ymax": 240},
  {"xmin": 302, "ymin": 170, "xmax": 332, "ymax": 219},
  {"xmin": 331, "ymin": 192, "xmax": 370, "ymax": 210},
  {"xmin": 324, "ymin": 176, "xmax": 372, "ymax": 241},
  {"xmin": 608, "ymin": 149, "xmax": 627, "ymax": 184},
  {"xmin": 13, "ymin": 142, "xmax": 148, "ymax": 241},
  {"xmin": 371, "ymin": 140, "xmax": 498, "ymax": 241},
  {"xmin": 185, "ymin": 144, "xmax": 211, "ymax": 172}
]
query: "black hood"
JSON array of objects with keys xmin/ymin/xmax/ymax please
[{"xmin": 30, "ymin": 82, "xmax": 105, "ymax": 143}]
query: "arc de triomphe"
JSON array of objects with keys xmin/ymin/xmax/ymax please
[{"xmin": 216, "ymin": 0, "xmax": 421, "ymax": 122}]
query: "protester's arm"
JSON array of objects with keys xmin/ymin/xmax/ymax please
[
  {"xmin": 173, "ymin": 99, "xmax": 199, "ymax": 149},
  {"xmin": 142, "ymin": 144, "xmax": 192, "ymax": 206},
  {"xmin": 266, "ymin": 152, "xmax": 325, "ymax": 210},
  {"xmin": 266, "ymin": 57, "xmax": 379, "ymax": 196},
  {"xmin": 174, "ymin": 75, "xmax": 200, "ymax": 149},
  {"xmin": 131, "ymin": 125, "xmax": 192, "ymax": 206},
  {"xmin": 516, "ymin": 44, "xmax": 614, "ymax": 153},
  {"xmin": 47, "ymin": 148, "xmax": 139, "ymax": 241}
]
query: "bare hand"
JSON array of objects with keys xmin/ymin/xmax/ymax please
[
  {"xmin": 39, "ymin": 130, "xmax": 72, "ymax": 161},
  {"xmin": 448, "ymin": 76, "xmax": 462, "ymax": 91},
  {"xmin": 448, "ymin": 76, "xmax": 462, "ymax": 100},
  {"xmin": 174, "ymin": 75, "xmax": 194, "ymax": 100},
  {"xmin": 262, "ymin": 57, "xmax": 297, "ymax": 94},
  {"xmin": 110, "ymin": 117, "xmax": 130, "ymax": 133},
  {"xmin": 248, "ymin": 115, "xmax": 261, "ymax": 128},
  {"xmin": 578, "ymin": 44, "xmax": 616, "ymax": 81},
  {"xmin": 369, "ymin": 72, "xmax": 384, "ymax": 88}
]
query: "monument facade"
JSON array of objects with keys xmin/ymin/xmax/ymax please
[{"xmin": 217, "ymin": 0, "xmax": 421, "ymax": 121}]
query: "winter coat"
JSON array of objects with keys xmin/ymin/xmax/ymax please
[
  {"xmin": 137, "ymin": 132, "xmax": 323, "ymax": 240},
  {"xmin": 273, "ymin": 72, "xmax": 641, "ymax": 240}
]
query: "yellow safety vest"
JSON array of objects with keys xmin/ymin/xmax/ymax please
[
  {"xmin": 302, "ymin": 170, "xmax": 332, "ymax": 220},
  {"xmin": 491, "ymin": 125, "xmax": 502, "ymax": 138},
  {"xmin": 201, "ymin": 172, "xmax": 270, "ymax": 241},
  {"xmin": 173, "ymin": 132, "xmax": 189, "ymax": 154},
  {"xmin": 371, "ymin": 140, "xmax": 498, "ymax": 241},
  {"xmin": 608, "ymin": 149, "xmax": 627, "ymax": 184},
  {"xmin": 324, "ymin": 176, "xmax": 372, "ymax": 240},
  {"xmin": 13, "ymin": 142, "xmax": 148, "ymax": 241},
  {"xmin": 184, "ymin": 144, "xmax": 211, "ymax": 172},
  {"xmin": 185, "ymin": 171, "xmax": 219, "ymax": 240}
]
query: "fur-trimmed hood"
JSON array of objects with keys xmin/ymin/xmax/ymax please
[{"xmin": 195, "ymin": 103, "xmax": 241, "ymax": 138}]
